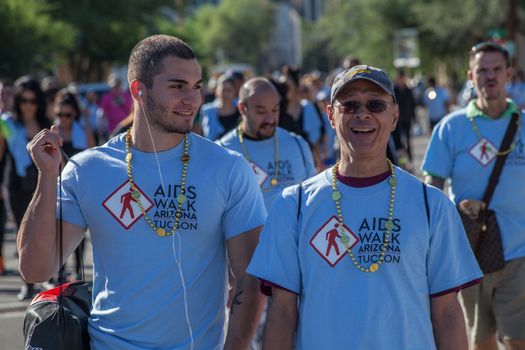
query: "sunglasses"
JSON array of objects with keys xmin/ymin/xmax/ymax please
[
  {"xmin": 56, "ymin": 112, "xmax": 74, "ymax": 119},
  {"xmin": 20, "ymin": 97, "xmax": 37, "ymax": 105},
  {"xmin": 334, "ymin": 99, "xmax": 391, "ymax": 114}
]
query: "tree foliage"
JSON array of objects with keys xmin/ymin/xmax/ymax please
[
  {"xmin": 46, "ymin": 0, "xmax": 175, "ymax": 81},
  {"xmin": 304, "ymin": 0, "xmax": 524, "ymax": 75},
  {"xmin": 185, "ymin": 0, "xmax": 273, "ymax": 73},
  {"xmin": 0, "ymin": 0, "xmax": 74, "ymax": 79}
]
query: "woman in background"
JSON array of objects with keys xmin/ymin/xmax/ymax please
[
  {"xmin": 200, "ymin": 75, "xmax": 240, "ymax": 141},
  {"xmin": 1, "ymin": 76, "xmax": 50, "ymax": 300}
]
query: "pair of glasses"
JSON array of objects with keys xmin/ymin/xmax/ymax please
[
  {"xmin": 20, "ymin": 98, "xmax": 37, "ymax": 105},
  {"xmin": 334, "ymin": 99, "xmax": 390, "ymax": 114},
  {"xmin": 56, "ymin": 112, "xmax": 73, "ymax": 119}
]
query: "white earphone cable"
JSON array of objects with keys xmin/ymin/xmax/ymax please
[{"xmin": 138, "ymin": 101, "xmax": 194, "ymax": 349}]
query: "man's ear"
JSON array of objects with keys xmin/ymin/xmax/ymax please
[
  {"xmin": 326, "ymin": 104, "xmax": 336, "ymax": 129},
  {"xmin": 238, "ymin": 101, "xmax": 247, "ymax": 116},
  {"xmin": 391, "ymin": 103, "xmax": 400, "ymax": 131}
]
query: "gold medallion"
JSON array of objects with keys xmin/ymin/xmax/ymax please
[
  {"xmin": 271, "ymin": 178, "xmax": 278, "ymax": 186},
  {"xmin": 156, "ymin": 228, "xmax": 166, "ymax": 237},
  {"xmin": 369, "ymin": 263, "xmax": 379, "ymax": 272}
]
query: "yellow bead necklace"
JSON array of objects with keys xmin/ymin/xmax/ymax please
[
  {"xmin": 237, "ymin": 124, "xmax": 280, "ymax": 186},
  {"xmin": 125, "ymin": 128, "xmax": 190, "ymax": 237},
  {"xmin": 468, "ymin": 115, "xmax": 521, "ymax": 156},
  {"xmin": 331, "ymin": 159, "xmax": 396, "ymax": 273}
]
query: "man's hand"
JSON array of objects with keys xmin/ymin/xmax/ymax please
[
  {"xmin": 27, "ymin": 125, "xmax": 63, "ymax": 175},
  {"xmin": 458, "ymin": 199, "xmax": 486, "ymax": 220}
]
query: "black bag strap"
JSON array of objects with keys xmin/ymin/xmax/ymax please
[
  {"xmin": 422, "ymin": 183, "xmax": 430, "ymax": 226},
  {"xmin": 482, "ymin": 112, "xmax": 520, "ymax": 207},
  {"xmin": 292, "ymin": 135, "xmax": 307, "ymax": 171},
  {"xmin": 58, "ymin": 150, "xmax": 85, "ymax": 300}
]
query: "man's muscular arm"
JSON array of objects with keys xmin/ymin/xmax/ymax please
[
  {"xmin": 17, "ymin": 127, "xmax": 85, "ymax": 282},
  {"xmin": 224, "ymin": 225, "xmax": 266, "ymax": 350}
]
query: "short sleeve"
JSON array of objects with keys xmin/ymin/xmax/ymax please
[
  {"xmin": 426, "ymin": 187, "xmax": 482, "ymax": 294},
  {"xmin": 56, "ymin": 159, "xmax": 87, "ymax": 228},
  {"xmin": 247, "ymin": 186, "xmax": 302, "ymax": 294},
  {"xmin": 222, "ymin": 156, "xmax": 267, "ymax": 240},
  {"xmin": 421, "ymin": 119, "xmax": 453, "ymax": 179}
]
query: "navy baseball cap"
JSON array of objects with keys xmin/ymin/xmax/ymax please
[{"xmin": 330, "ymin": 65, "xmax": 396, "ymax": 104}]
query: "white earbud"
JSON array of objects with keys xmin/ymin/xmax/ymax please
[{"xmin": 138, "ymin": 90, "xmax": 143, "ymax": 97}]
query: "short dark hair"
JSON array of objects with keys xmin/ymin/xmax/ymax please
[
  {"xmin": 469, "ymin": 41, "xmax": 510, "ymax": 67},
  {"xmin": 128, "ymin": 35, "xmax": 196, "ymax": 88}
]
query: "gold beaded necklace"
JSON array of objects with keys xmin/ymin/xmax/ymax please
[
  {"xmin": 331, "ymin": 159, "xmax": 396, "ymax": 273},
  {"xmin": 125, "ymin": 128, "xmax": 190, "ymax": 237},
  {"xmin": 237, "ymin": 124, "xmax": 280, "ymax": 186},
  {"xmin": 468, "ymin": 115, "xmax": 521, "ymax": 156}
]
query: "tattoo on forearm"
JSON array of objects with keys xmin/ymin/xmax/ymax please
[{"xmin": 230, "ymin": 289, "xmax": 243, "ymax": 314}]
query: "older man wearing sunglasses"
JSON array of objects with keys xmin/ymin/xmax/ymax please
[{"xmin": 248, "ymin": 65, "xmax": 482, "ymax": 350}]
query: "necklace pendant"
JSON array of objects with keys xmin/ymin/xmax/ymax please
[
  {"xmin": 369, "ymin": 263, "xmax": 379, "ymax": 272},
  {"xmin": 331, "ymin": 191, "xmax": 341, "ymax": 201},
  {"xmin": 126, "ymin": 153, "xmax": 132, "ymax": 162},
  {"xmin": 177, "ymin": 194, "xmax": 186, "ymax": 204},
  {"xmin": 131, "ymin": 190, "xmax": 141, "ymax": 200},
  {"xmin": 156, "ymin": 227, "xmax": 166, "ymax": 237},
  {"xmin": 271, "ymin": 178, "xmax": 278, "ymax": 186},
  {"xmin": 340, "ymin": 234, "xmax": 350, "ymax": 245},
  {"xmin": 181, "ymin": 154, "xmax": 190, "ymax": 163}
]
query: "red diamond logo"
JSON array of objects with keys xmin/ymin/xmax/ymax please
[
  {"xmin": 249, "ymin": 161, "xmax": 269, "ymax": 186},
  {"xmin": 309, "ymin": 216, "xmax": 358, "ymax": 267},
  {"xmin": 102, "ymin": 180, "xmax": 153, "ymax": 229},
  {"xmin": 469, "ymin": 138, "xmax": 497, "ymax": 166}
]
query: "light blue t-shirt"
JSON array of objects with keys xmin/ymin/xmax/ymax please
[
  {"xmin": 218, "ymin": 127, "xmax": 316, "ymax": 210},
  {"xmin": 58, "ymin": 133, "xmax": 266, "ymax": 349},
  {"xmin": 422, "ymin": 86, "xmax": 450, "ymax": 122},
  {"xmin": 301, "ymin": 100, "xmax": 322, "ymax": 145},
  {"xmin": 200, "ymin": 100, "xmax": 224, "ymax": 141},
  {"xmin": 422, "ymin": 99, "xmax": 525, "ymax": 261},
  {"xmin": 248, "ymin": 167, "xmax": 481, "ymax": 350}
]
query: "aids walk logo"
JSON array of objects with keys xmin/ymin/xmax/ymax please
[
  {"xmin": 469, "ymin": 138, "xmax": 497, "ymax": 166},
  {"xmin": 249, "ymin": 161, "xmax": 269, "ymax": 186},
  {"xmin": 310, "ymin": 216, "xmax": 357, "ymax": 267},
  {"xmin": 102, "ymin": 180, "xmax": 153, "ymax": 229}
]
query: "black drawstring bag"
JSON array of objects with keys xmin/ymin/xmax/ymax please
[{"xmin": 23, "ymin": 157, "xmax": 92, "ymax": 349}]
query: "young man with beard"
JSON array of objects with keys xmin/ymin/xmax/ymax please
[
  {"xmin": 218, "ymin": 77, "xmax": 315, "ymax": 210},
  {"xmin": 248, "ymin": 65, "xmax": 482, "ymax": 349},
  {"xmin": 423, "ymin": 42, "xmax": 525, "ymax": 350},
  {"xmin": 18, "ymin": 35, "xmax": 266, "ymax": 349}
]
